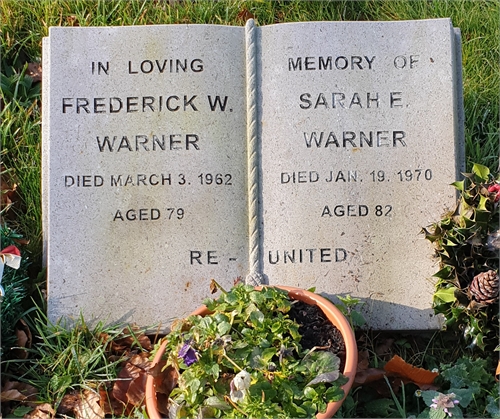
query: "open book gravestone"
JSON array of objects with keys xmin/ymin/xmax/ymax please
[{"xmin": 43, "ymin": 18, "xmax": 464, "ymax": 329}]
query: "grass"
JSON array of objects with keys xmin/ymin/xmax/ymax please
[
  {"xmin": 10, "ymin": 313, "xmax": 125, "ymax": 408},
  {"xmin": 0, "ymin": 0, "xmax": 499, "ymax": 417}
]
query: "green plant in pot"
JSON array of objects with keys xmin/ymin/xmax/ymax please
[{"xmin": 146, "ymin": 281, "xmax": 357, "ymax": 419}]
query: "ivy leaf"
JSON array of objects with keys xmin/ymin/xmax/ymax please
[
  {"xmin": 434, "ymin": 287, "xmax": 457, "ymax": 303},
  {"xmin": 433, "ymin": 266, "xmax": 454, "ymax": 280},
  {"xmin": 477, "ymin": 194, "xmax": 489, "ymax": 211},
  {"xmin": 472, "ymin": 163, "xmax": 490, "ymax": 181},
  {"xmin": 451, "ymin": 180, "xmax": 465, "ymax": 191}
]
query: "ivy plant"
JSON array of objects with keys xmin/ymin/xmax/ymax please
[{"xmin": 423, "ymin": 163, "xmax": 499, "ymax": 351}]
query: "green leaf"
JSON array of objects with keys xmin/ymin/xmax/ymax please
[
  {"xmin": 441, "ymin": 358, "xmax": 492, "ymax": 388},
  {"xmin": 249, "ymin": 290, "xmax": 265, "ymax": 305},
  {"xmin": 451, "ymin": 180, "xmax": 465, "ymax": 191},
  {"xmin": 210, "ymin": 363, "xmax": 220, "ymax": 380},
  {"xmin": 304, "ymin": 386, "xmax": 318, "ymax": 399},
  {"xmin": 363, "ymin": 399, "xmax": 396, "ymax": 417},
  {"xmin": 306, "ymin": 371, "xmax": 340, "ymax": 386},
  {"xmin": 189, "ymin": 378, "xmax": 201, "ymax": 394},
  {"xmin": 422, "ymin": 390, "xmax": 440, "ymax": 406},
  {"xmin": 249, "ymin": 380, "xmax": 276, "ymax": 400},
  {"xmin": 350, "ymin": 310, "xmax": 366, "ymax": 327},
  {"xmin": 434, "ymin": 287, "xmax": 457, "ymax": 303},
  {"xmin": 249, "ymin": 309, "xmax": 264, "ymax": 325},
  {"xmin": 447, "ymin": 406, "xmax": 463, "ymax": 418},
  {"xmin": 261, "ymin": 347, "xmax": 277, "ymax": 363},
  {"xmin": 472, "ymin": 163, "xmax": 490, "ymax": 181},
  {"xmin": 286, "ymin": 402, "xmax": 308, "ymax": 417},
  {"xmin": 324, "ymin": 385, "xmax": 345, "ymax": 402},
  {"xmin": 204, "ymin": 396, "xmax": 230, "ymax": 410},
  {"xmin": 486, "ymin": 395, "xmax": 500, "ymax": 418},
  {"xmin": 477, "ymin": 194, "xmax": 489, "ymax": 211},
  {"xmin": 213, "ymin": 313, "xmax": 229, "ymax": 324},
  {"xmin": 451, "ymin": 388, "xmax": 474, "ymax": 408},
  {"xmin": 302, "ymin": 351, "xmax": 340, "ymax": 375},
  {"xmin": 12, "ymin": 407, "xmax": 33, "ymax": 417},
  {"xmin": 433, "ymin": 266, "xmax": 454, "ymax": 280},
  {"xmin": 199, "ymin": 316, "xmax": 213, "ymax": 330},
  {"xmin": 217, "ymin": 321, "xmax": 231, "ymax": 335},
  {"xmin": 429, "ymin": 407, "xmax": 446, "ymax": 419}
]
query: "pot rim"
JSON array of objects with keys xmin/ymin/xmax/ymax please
[{"xmin": 145, "ymin": 285, "xmax": 358, "ymax": 419}]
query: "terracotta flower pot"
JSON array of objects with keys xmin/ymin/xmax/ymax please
[{"xmin": 146, "ymin": 286, "xmax": 358, "ymax": 419}]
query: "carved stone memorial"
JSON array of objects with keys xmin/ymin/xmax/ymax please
[{"xmin": 43, "ymin": 18, "xmax": 464, "ymax": 329}]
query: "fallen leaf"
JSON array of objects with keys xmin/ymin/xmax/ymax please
[
  {"xmin": 0, "ymin": 166, "xmax": 18, "ymax": 213},
  {"xmin": 237, "ymin": 8, "xmax": 254, "ymax": 23},
  {"xmin": 111, "ymin": 353, "xmax": 151, "ymax": 415},
  {"xmin": 0, "ymin": 381, "xmax": 37, "ymax": 401},
  {"xmin": 73, "ymin": 390, "xmax": 104, "ymax": 419},
  {"xmin": 148, "ymin": 357, "xmax": 178, "ymax": 416},
  {"xmin": 11, "ymin": 319, "xmax": 32, "ymax": 359},
  {"xmin": 209, "ymin": 278, "xmax": 218, "ymax": 294},
  {"xmin": 110, "ymin": 326, "xmax": 152, "ymax": 353},
  {"xmin": 66, "ymin": 15, "xmax": 80, "ymax": 26},
  {"xmin": 24, "ymin": 403, "xmax": 55, "ymax": 419},
  {"xmin": 150, "ymin": 360, "xmax": 178, "ymax": 395},
  {"xmin": 354, "ymin": 367, "xmax": 386, "ymax": 386},
  {"xmin": 375, "ymin": 338, "xmax": 394, "ymax": 357},
  {"xmin": 496, "ymin": 360, "xmax": 500, "ymax": 381},
  {"xmin": 384, "ymin": 355, "xmax": 438, "ymax": 386},
  {"xmin": 357, "ymin": 349, "xmax": 370, "ymax": 371},
  {"xmin": 58, "ymin": 392, "xmax": 80, "ymax": 415},
  {"xmin": 99, "ymin": 384, "xmax": 126, "ymax": 416},
  {"xmin": 13, "ymin": 237, "xmax": 30, "ymax": 246},
  {"xmin": 1, "ymin": 389, "xmax": 29, "ymax": 402},
  {"xmin": 27, "ymin": 63, "xmax": 42, "ymax": 83},
  {"xmin": 155, "ymin": 393, "xmax": 170, "ymax": 417}
]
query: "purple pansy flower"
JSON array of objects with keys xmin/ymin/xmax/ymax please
[{"xmin": 178, "ymin": 341, "xmax": 198, "ymax": 366}]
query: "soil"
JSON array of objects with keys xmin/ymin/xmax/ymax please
[{"xmin": 289, "ymin": 300, "xmax": 346, "ymax": 371}]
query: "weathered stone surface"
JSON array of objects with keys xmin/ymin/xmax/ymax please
[
  {"xmin": 43, "ymin": 25, "xmax": 248, "ymax": 327},
  {"xmin": 259, "ymin": 19, "xmax": 463, "ymax": 329}
]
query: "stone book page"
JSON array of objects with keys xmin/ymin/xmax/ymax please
[
  {"xmin": 258, "ymin": 19, "xmax": 463, "ymax": 329},
  {"xmin": 43, "ymin": 25, "xmax": 248, "ymax": 326}
]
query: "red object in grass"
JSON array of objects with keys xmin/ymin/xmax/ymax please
[{"xmin": 488, "ymin": 183, "xmax": 500, "ymax": 202}]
